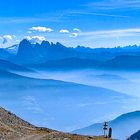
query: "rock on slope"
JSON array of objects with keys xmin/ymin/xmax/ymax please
[{"xmin": 0, "ymin": 107, "xmax": 110, "ymax": 140}]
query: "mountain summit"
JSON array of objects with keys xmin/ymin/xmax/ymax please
[{"xmin": 12, "ymin": 39, "xmax": 80, "ymax": 64}]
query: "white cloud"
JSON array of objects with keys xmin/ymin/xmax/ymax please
[
  {"xmin": 86, "ymin": 0, "xmax": 140, "ymax": 10},
  {"xmin": 70, "ymin": 33, "xmax": 78, "ymax": 38},
  {"xmin": 30, "ymin": 26, "xmax": 53, "ymax": 32},
  {"xmin": 27, "ymin": 31, "xmax": 32, "ymax": 34},
  {"xmin": 80, "ymin": 28, "xmax": 140, "ymax": 38},
  {"xmin": 59, "ymin": 29, "xmax": 80, "ymax": 38},
  {"xmin": 3, "ymin": 35, "xmax": 13, "ymax": 40},
  {"xmin": 1, "ymin": 35, "xmax": 15, "ymax": 44},
  {"xmin": 59, "ymin": 29, "xmax": 70, "ymax": 33},
  {"xmin": 22, "ymin": 96, "xmax": 43, "ymax": 113},
  {"xmin": 26, "ymin": 36, "xmax": 46, "ymax": 43},
  {"xmin": 73, "ymin": 28, "xmax": 81, "ymax": 32},
  {"xmin": 67, "ymin": 10, "xmax": 128, "ymax": 18}
]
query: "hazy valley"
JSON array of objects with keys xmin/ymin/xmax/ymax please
[{"xmin": 1, "ymin": 40, "xmax": 140, "ymax": 139}]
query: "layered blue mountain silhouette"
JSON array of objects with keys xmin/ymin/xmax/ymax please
[
  {"xmin": 0, "ymin": 59, "xmax": 32, "ymax": 72},
  {"xmin": 1, "ymin": 39, "xmax": 140, "ymax": 133},
  {"xmin": 0, "ymin": 69, "xmax": 22, "ymax": 78},
  {"xmin": 101, "ymin": 55, "xmax": 140, "ymax": 70},
  {"xmin": 0, "ymin": 39, "xmax": 139, "ymax": 70},
  {"xmin": 0, "ymin": 48, "xmax": 12, "ymax": 59},
  {"xmin": 73, "ymin": 111, "xmax": 140, "ymax": 140},
  {"xmin": 31, "ymin": 57, "xmax": 100, "ymax": 70}
]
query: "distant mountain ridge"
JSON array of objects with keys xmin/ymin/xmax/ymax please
[
  {"xmin": 31, "ymin": 57, "xmax": 101, "ymax": 70},
  {"xmin": 73, "ymin": 111, "xmax": 140, "ymax": 140},
  {"xmin": 101, "ymin": 55, "xmax": 140, "ymax": 70},
  {"xmin": 1, "ymin": 39, "xmax": 140, "ymax": 69},
  {"xmin": 6, "ymin": 44, "xmax": 19, "ymax": 54},
  {"xmin": 0, "ymin": 59, "xmax": 32, "ymax": 72}
]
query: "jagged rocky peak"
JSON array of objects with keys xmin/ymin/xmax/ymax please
[
  {"xmin": 41, "ymin": 40, "xmax": 51, "ymax": 47},
  {"xmin": 18, "ymin": 39, "xmax": 32, "ymax": 52},
  {"xmin": 19, "ymin": 39, "xmax": 31, "ymax": 46},
  {"xmin": 18, "ymin": 39, "xmax": 65, "ymax": 48},
  {"xmin": 55, "ymin": 42, "xmax": 66, "ymax": 48}
]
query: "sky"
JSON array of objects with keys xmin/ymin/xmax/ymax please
[{"xmin": 1, "ymin": 0, "xmax": 140, "ymax": 48}]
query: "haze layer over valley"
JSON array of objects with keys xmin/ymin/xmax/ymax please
[{"xmin": 0, "ymin": 40, "xmax": 140, "ymax": 140}]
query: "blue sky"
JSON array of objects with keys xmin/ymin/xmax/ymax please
[{"xmin": 1, "ymin": 0, "xmax": 140, "ymax": 48}]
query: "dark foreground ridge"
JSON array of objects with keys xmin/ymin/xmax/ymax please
[{"xmin": 0, "ymin": 107, "xmax": 111, "ymax": 140}]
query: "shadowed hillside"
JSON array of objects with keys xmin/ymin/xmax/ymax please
[
  {"xmin": 0, "ymin": 59, "xmax": 32, "ymax": 72},
  {"xmin": 73, "ymin": 111, "xmax": 140, "ymax": 140},
  {"xmin": 101, "ymin": 55, "xmax": 140, "ymax": 70}
]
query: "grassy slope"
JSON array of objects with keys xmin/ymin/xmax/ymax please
[{"xmin": 0, "ymin": 107, "xmax": 111, "ymax": 140}]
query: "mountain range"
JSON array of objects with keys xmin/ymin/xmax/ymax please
[{"xmin": 1, "ymin": 39, "xmax": 140, "ymax": 70}]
